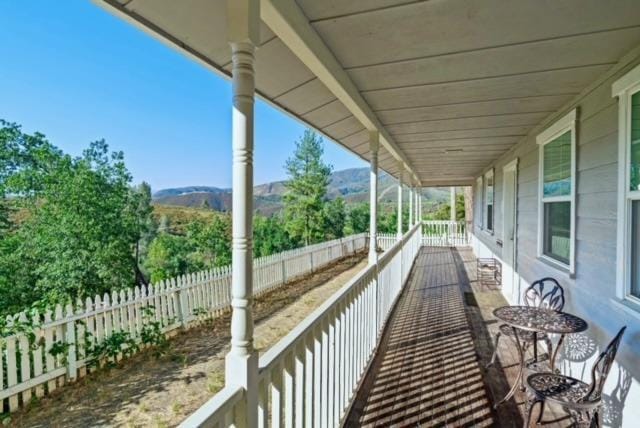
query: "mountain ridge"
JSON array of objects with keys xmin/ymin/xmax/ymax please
[{"xmin": 153, "ymin": 167, "xmax": 450, "ymax": 215}]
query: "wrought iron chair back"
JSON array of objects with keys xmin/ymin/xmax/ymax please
[
  {"xmin": 523, "ymin": 277, "xmax": 565, "ymax": 311},
  {"xmin": 585, "ymin": 326, "xmax": 626, "ymax": 403}
]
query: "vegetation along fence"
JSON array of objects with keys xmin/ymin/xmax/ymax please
[
  {"xmin": 0, "ymin": 233, "xmax": 368, "ymax": 414},
  {"xmin": 181, "ymin": 224, "xmax": 423, "ymax": 427}
]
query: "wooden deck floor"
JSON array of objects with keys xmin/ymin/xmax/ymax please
[{"xmin": 345, "ymin": 247, "xmax": 573, "ymax": 427}]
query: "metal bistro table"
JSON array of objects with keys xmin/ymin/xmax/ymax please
[{"xmin": 492, "ymin": 305, "xmax": 588, "ymax": 407}]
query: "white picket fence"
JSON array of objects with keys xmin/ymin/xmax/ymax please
[
  {"xmin": 0, "ymin": 233, "xmax": 368, "ymax": 414},
  {"xmin": 422, "ymin": 220, "xmax": 470, "ymax": 247},
  {"xmin": 182, "ymin": 224, "xmax": 423, "ymax": 428}
]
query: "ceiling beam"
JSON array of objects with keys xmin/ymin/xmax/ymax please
[{"xmin": 261, "ymin": 0, "xmax": 420, "ymax": 184}]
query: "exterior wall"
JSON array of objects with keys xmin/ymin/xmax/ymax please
[{"xmin": 471, "ymin": 45, "xmax": 640, "ymax": 426}]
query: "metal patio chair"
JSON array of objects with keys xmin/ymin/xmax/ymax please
[
  {"xmin": 524, "ymin": 326, "xmax": 626, "ymax": 427},
  {"xmin": 487, "ymin": 277, "xmax": 565, "ymax": 368}
]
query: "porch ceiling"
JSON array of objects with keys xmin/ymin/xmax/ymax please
[{"xmin": 97, "ymin": 0, "xmax": 640, "ymax": 185}]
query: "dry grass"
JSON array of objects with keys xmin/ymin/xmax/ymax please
[{"xmin": 10, "ymin": 253, "xmax": 367, "ymax": 428}]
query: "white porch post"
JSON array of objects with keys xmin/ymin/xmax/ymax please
[
  {"xmin": 418, "ymin": 188, "xmax": 422, "ymax": 223},
  {"xmin": 417, "ymin": 187, "xmax": 422, "ymax": 241},
  {"xmin": 226, "ymin": 1, "xmax": 259, "ymax": 426},
  {"xmin": 416, "ymin": 188, "xmax": 420, "ymax": 223},
  {"xmin": 368, "ymin": 131, "xmax": 379, "ymax": 264},
  {"xmin": 397, "ymin": 164, "xmax": 403, "ymax": 239},
  {"xmin": 409, "ymin": 186, "xmax": 414, "ymax": 227},
  {"xmin": 450, "ymin": 186, "xmax": 456, "ymax": 222},
  {"xmin": 449, "ymin": 186, "xmax": 456, "ymax": 246}
]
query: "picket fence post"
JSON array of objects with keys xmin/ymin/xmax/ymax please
[
  {"xmin": 310, "ymin": 250, "xmax": 314, "ymax": 273},
  {"xmin": 65, "ymin": 303, "xmax": 78, "ymax": 380},
  {"xmin": 281, "ymin": 253, "xmax": 287, "ymax": 285},
  {"xmin": 176, "ymin": 287, "xmax": 186, "ymax": 327}
]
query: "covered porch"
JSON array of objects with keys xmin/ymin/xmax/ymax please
[
  {"xmin": 345, "ymin": 246, "xmax": 572, "ymax": 427},
  {"xmin": 93, "ymin": 0, "xmax": 640, "ymax": 426}
]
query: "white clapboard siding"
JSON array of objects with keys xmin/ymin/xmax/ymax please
[{"xmin": 0, "ymin": 233, "xmax": 367, "ymax": 414}]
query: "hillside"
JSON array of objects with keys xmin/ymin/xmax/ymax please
[{"xmin": 153, "ymin": 167, "xmax": 451, "ymax": 215}]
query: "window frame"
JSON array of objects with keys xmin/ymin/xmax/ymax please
[
  {"xmin": 476, "ymin": 176, "xmax": 483, "ymax": 230},
  {"xmin": 484, "ymin": 169, "xmax": 495, "ymax": 234},
  {"xmin": 613, "ymin": 63, "xmax": 640, "ymax": 310},
  {"xmin": 536, "ymin": 109, "xmax": 577, "ymax": 274}
]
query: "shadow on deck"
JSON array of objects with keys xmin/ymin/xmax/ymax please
[{"xmin": 346, "ymin": 247, "xmax": 571, "ymax": 427}]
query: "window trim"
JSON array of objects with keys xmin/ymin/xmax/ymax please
[
  {"xmin": 536, "ymin": 109, "xmax": 577, "ymax": 274},
  {"xmin": 613, "ymin": 63, "xmax": 640, "ymax": 310},
  {"xmin": 484, "ymin": 169, "xmax": 495, "ymax": 234},
  {"xmin": 475, "ymin": 176, "xmax": 483, "ymax": 230}
]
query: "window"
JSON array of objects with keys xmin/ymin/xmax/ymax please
[
  {"xmin": 613, "ymin": 64, "xmax": 640, "ymax": 305},
  {"xmin": 537, "ymin": 110, "xmax": 576, "ymax": 273},
  {"xmin": 484, "ymin": 170, "xmax": 494, "ymax": 232}
]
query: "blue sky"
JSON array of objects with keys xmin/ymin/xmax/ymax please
[{"xmin": 0, "ymin": 1, "xmax": 364, "ymax": 191}]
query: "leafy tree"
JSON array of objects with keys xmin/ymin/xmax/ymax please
[
  {"xmin": 131, "ymin": 182, "xmax": 156, "ymax": 284},
  {"xmin": 0, "ymin": 121, "xmax": 154, "ymax": 314},
  {"xmin": 283, "ymin": 130, "xmax": 332, "ymax": 245},
  {"xmin": 144, "ymin": 233, "xmax": 191, "ymax": 283},
  {"xmin": 13, "ymin": 141, "xmax": 140, "ymax": 303},
  {"xmin": 186, "ymin": 215, "xmax": 232, "ymax": 269},
  {"xmin": 323, "ymin": 197, "xmax": 346, "ymax": 239},
  {"xmin": 344, "ymin": 202, "xmax": 369, "ymax": 235},
  {"xmin": 430, "ymin": 193, "xmax": 465, "ymax": 221},
  {"xmin": 378, "ymin": 207, "xmax": 396, "ymax": 234},
  {"xmin": 253, "ymin": 214, "xmax": 296, "ymax": 257}
]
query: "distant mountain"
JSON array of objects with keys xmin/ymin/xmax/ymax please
[{"xmin": 152, "ymin": 167, "xmax": 450, "ymax": 215}]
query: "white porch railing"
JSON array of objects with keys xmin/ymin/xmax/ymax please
[
  {"xmin": 376, "ymin": 233, "xmax": 397, "ymax": 252},
  {"xmin": 0, "ymin": 233, "xmax": 367, "ymax": 414},
  {"xmin": 182, "ymin": 224, "xmax": 422, "ymax": 428},
  {"xmin": 421, "ymin": 220, "xmax": 470, "ymax": 247}
]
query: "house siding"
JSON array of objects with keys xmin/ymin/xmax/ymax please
[{"xmin": 471, "ymin": 45, "xmax": 640, "ymax": 426}]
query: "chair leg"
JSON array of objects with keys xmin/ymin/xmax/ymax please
[
  {"xmin": 487, "ymin": 331, "xmax": 501, "ymax": 368},
  {"xmin": 594, "ymin": 408, "xmax": 603, "ymax": 428},
  {"xmin": 524, "ymin": 396, "xmax": 538, "ymax": 428},
  {"xmin": 544, "ymin": 337, "xmax": 553, "ymax": 362},
  {"xmin": 536, "ymin": 400, "xmax": 545, "ymax": 425}
]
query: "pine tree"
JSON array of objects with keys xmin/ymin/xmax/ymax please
[{"xmin": 283, "ymin": 130, "xmax": 332, "ymax": 245}]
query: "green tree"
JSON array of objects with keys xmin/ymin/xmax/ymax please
[
  {"xmin": 131, "ymin": 182, "xmax": 156, "ymax": 284},
  {"xmin": 283, "ymin": 130, "xmax": 332, "ymax": 245},
  {"xmin": 430, "ymin": 193, "xmax": 465, "ymax": 221},
  {"xmin": 344, "ymin": 202, "xmax": 369, "ymax": 235},
  {"xmin": 253, "ymin": 214, "xmax": 296, "ymax": 257},
  {"xmin": 323, "ymin": 197, "xmax": 346, "ymax": 239},
  {"xmin": 144, "ymin": 233, "xmax": 191, "ymax": 283},
  {"xmin": 9, "ymin": 140, "xmax": 140, "ymax": 304},
  {"xmin": 379, "ymin": 208, "xmax": 397, "ymax": 234},
  {"xmin": 186, "ymin": 215, "xmax": 232, "ymax": 269},
  {"xmin": 0, "ymin": 121, "xmax": 155, "ymax": 314}
]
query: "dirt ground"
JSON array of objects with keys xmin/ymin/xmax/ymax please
[{"xmin": 10, "ymin": 254, "xmax": 367, "ymax": 428}]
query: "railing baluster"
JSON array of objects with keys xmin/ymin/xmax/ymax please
[
  {"xmin": 321, "ymin": 317, "xmax": 331, "ymax": 428},
  {"xmin": 329, "ymin": 307, "xmax": 338, "ymax": 427},
  {"xmin": 271, "ymin": 361, "xmax": 284, "ymax": 428},
  {"xmin": 257, "ymin": 373, "xmax": 269, "ymax": 428},
  {"xmin": 304, "ymin": 333, "xmax": 314, "ymax": 427},
  {"xmin": 313, "ymin": 324, "xmax": 322, "ymax": 428},
  {"xmin": 284, "ymin": 351, "xmax": 295, "ymax": 428},
  {"xmin": 294, "ymin": 342, "xmax": 305, "ymax": 428}
]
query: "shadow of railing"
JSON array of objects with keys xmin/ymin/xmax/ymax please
[
  {"xmin": 347, "ymin": 247, "xmax": 523, "ymax": 427},
  {"xmin": 451, "ymin": 247, "xmax": 524, "ymax": 427}
]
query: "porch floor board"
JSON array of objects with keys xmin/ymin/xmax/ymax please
[{"xmin": 346, "ymin": 247, "xmax": 571, "ymax": 427}]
